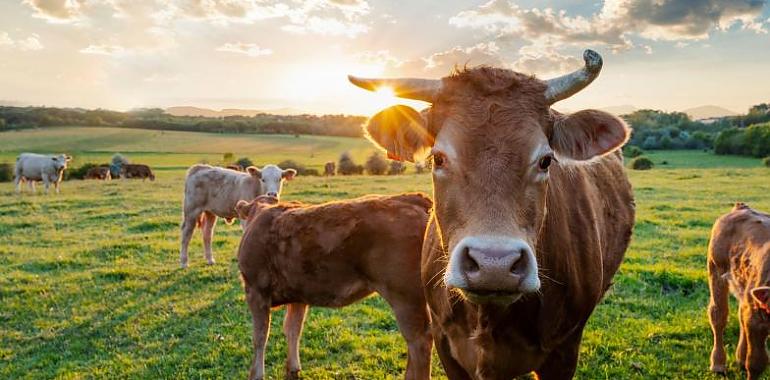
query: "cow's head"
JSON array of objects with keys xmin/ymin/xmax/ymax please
[
  {"xmin": 245, "ymin": 164, "xmax": 297, "ymax": 198},
  {"xmin": 350, "ymin": 50, "xmax": 629, "ymax": 305},
  {"xmin": 51, "ymin": 154, "xmax": 72, "ymax": 172},
  {"xmin": 236, "ymin": 195, "xmax": 280, "ymax": 225}
]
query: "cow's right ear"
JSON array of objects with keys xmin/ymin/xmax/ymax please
[
  {"xmin": 235, "ymin": 200, "xmax": 253, "ymax": 220},
  {"xmin": 246, "ymin": 166, "xmax": 261, "ymax": 178},
  {"xmin": 365, "ymin": 105, "xmax": 434, "ymax": 162}
]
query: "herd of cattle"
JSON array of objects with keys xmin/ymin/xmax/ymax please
[{"xmin": 8, "ymin": 50, "xmax": 770, "ymax": 380}]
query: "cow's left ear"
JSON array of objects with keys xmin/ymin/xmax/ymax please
[
  {"xmin": 550, "ymin": 109, "xmax": 630, "ymax": 161},
  {"xmin": 282, "ymin": 168, "xmax": 297, "ymax": 180},
  {"xmin": 752, "ymin": 286, "xmax": 770, "ymax": 305},
  {"xmin": 65, "ymin": 155, "xmax": 72, "ymax": 161}
]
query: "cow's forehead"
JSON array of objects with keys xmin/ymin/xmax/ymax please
[{"xmin": 260, "ymin": 165, "xmax": 282, "ymax": 180}]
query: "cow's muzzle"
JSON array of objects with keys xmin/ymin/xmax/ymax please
[{"xmin": 445, "ymin": 236, "xmax": 540, "ymax": 305}]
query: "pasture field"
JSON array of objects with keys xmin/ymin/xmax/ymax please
[{"xmin": 2, "ymin": 127, "xmax": 770, "ymax": 379}]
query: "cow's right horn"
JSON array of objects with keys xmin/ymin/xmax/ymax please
[
  {"xmin": 348, "ymin": 75, "xmax": 442, "ymax": 103},
  {"xmin": 544, "ymin": 49, "xmax": 603, "ymax": 104}
]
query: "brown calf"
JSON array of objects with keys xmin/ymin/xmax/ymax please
[
  {"xmin": 121, "ymin": 164, "xmax": 155, "ymax": 181},
  {"xmin": 85, "ymin": 166, "xmax": 111, "ymax": 180},
  {"xmin": 236, "ymin": 193, "xmax": 433, "ymax": 380},
  {"xmin": 709, "ymin": 203, "xmax": 770, "ymax": 380}
]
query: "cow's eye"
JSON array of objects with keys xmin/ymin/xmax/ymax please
[
  {"xmin": 538, "ymin": 155, "xmax": 554, "ymax": 171},
  {"xmin": 432, "ymin": 152, "xmax": 447, "ymax": 169}
]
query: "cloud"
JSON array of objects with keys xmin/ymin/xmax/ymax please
[
  {"xmin": 79, "ymin": 44, "xmax": 126, "ymax": 56},
  {"xmin": 511, "ymin": 44, "xmax": 581, "ymax": 76},
  {"xmin": 450, "ymin": 0, "xmax": 769, "ymax": 52},
  {"xmin": 22, "ymin": 0, "xmax": 85, "ymax": 23},
  {"xmin": 0, "ymin": 32, "xmax": 44, "ymax": 51},
  {"xmin": 356, "ymin": 42, "xmax": 507, "ymax": 77},
  {"xmin": 216, "ymin": 42, "xmax": 273, "ymax": 57}
]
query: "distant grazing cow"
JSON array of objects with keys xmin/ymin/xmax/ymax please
[
  {"xmin": 236, "ymin": 193, "xmax": 432, "ymax": 380},
  {"xmin": 121, "ymin": 164, "xmax": 155, "ymax": 181},
  {"xmin": 227, "ymin": 164, "xmax": 244, "ymax": 172},
  {"xmin": 14, "ymin": 153, "xmax": 72, "ymax": 194},
  {"xmin": 324, "ymin": 161, "xmax": 335, "ymax": 176},
  {"xmin": 709, "ymin": 203, "xmax": 770, "ymax": 379},
  {"xmin": 349, "ymin": 49, "xmax": 635, "ymax": 378},
  {"xmin": 85, "ymin": 166, "xmax": 111, "ymax": 180},
  {"xmin": 180, "ymin": 164, "xmax": 296, "ymax": 268}
]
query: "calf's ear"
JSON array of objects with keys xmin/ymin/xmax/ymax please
[
  {"xmin": 235, "ymin": 200, "xmax": 253, "ymax": 220},
  {"xmin": 752, "ymin": 286, "xmax": 770, "ymax": 305},
  {"xmin": 365, "ymin": 105, "xmax": 434, "ymax": 162},
  {"xmin": 550, "ymin": 109, "xmax": 630, "ymax": 161},
  {"xmin": 246, "ymin": 166, "xmax": 261, "ymax": 178},
  {"xmin": 282, "ymin": 168, "xmax": 297, "ymax": 180}
]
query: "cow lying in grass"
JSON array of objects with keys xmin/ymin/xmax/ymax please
[
  {"xmin": 236, "ymin": 193, "xmax": 432, "ymax": 380},
  {"xmin": 709, "ymin": 203, "xmax": 770, "ymax": 380},
  {"xmin": 180, "ymin": 164, "xmax": 296, "ymax": 268}
]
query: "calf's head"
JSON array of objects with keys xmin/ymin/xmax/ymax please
[
  {"xmin": 52, "ymin": 154, "xmax": 72, "ymax": 172},
  {"xmin": 350, "ymin": 50, "xmax": 629, "ymax": 305},
  {"xmin": 246, "ymin": 164, "xmax": 297, "ymax": 198},
  {"xmin": 236, "ymin": 195, "xmax": 280, "ymax": 226}
]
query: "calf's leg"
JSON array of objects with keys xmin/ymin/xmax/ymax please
[
  {"xmin": 283, "ymin": 303, "xmax": 308, "ymax": 379},
  {"xmin": 179, "ymin": 210, "xmax": 199, "ymax": 268},
  {"xmin": 246, "ymin": 285, "xmax": 271, "ymax": 380},
  {"xmin": 708, "ymin": 260, "xmax": 729, "ymax": 374},
  {"xmin": 737, "ymin": 302, "xmax": 749, "ymax": 368},
  {"xmin": 746, "ymin": 311, "xmax": 769, "ymax": 380},
  {"xmin": 378, "ymin": 288, "xmax": 432, "ymax": 380},
  {"xmin": 201, "ymin": 211, "xmax": 217, "ymax": 265}
]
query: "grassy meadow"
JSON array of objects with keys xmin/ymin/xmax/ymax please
[{"xmin": 2, "ymin": 127, "xmax": 770, "ymax": 379}]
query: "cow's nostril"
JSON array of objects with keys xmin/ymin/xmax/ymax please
[
  {"xmin": 510, "ymin": 249, "xmax": 527, "ymax": 275},
  {"xmin": 462, "ymin": 247, "xmax": 480, "ymax": 273}
]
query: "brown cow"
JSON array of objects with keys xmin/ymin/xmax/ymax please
[
  {"xmin": 121, "ymin": 164, "xmax": 155, "ymax": 181},
  {"xmin": 324, "ymin": 161, "xmax": 335, "ymax": 176},
  {"xmin": 709, "ymin": 203, "xmax": 770, "ymax": 379},
  {"xmin": 236, "ymin": 193, "xmax": 433, "ymax": 380},
  {"xmin": 227, "ymin": 164, "xmax": 244, "ymax": 172},
  {"xmin": 349, "ymin": 49, "xmax": 635, "ymax": 379},
  {"xmin": 85, "ymin": 166, "xmax": 111, "ymax": 180}
]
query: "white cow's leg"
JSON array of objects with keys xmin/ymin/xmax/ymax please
[
  {"xmin": 179, "ymin": 211, "xmax": 199, "ymax": 268},
  {"xmin": 42, "ymin": 177, "xmax": 50, "ymax": 194},
  {"xmin": 14, "ymin": 176, "xmax": 21, "ymax": 193},
  {"xmin": 283, "ymin": 303, "xmax": 308, "ymax": 379},
  {"xmin": 54, "ymin": 181, "xmax": 60, "ymax": 194},
  {"xmin": 246, "ymin": 286, "xmax": 271, "ymax": 380},
  {"xmin": 201, "ymin": 212, "xmax": 217, "ymax": 265},
  {"xmin": 29, "ymin": 180, "xmax": 35, "ymax": 193}
]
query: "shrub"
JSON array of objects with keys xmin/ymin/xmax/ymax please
[
  {"xmin": 338, "ymin": 152, "xmax": 359, "ymax": 175},
  {"xmin": 277, "ymin": 159, "xmax": 319, "ymax": 176},
  {"xmin": 111, "ymin": 153, "xmax": 129, "ymax": 178},
  {"xmin": 387, "ymin": 160, "xmax": 406, "ymax": 175},
  {"xmin": 365, "ymin": 152, "xmax": 388, "ymax": 175},
  {"xmin": 623, "ymin": 145, "xmax": 644, "ymax": 158},
  {"xmin": 714, "ymin": 128, "xmax": 747, "ymax": 155},
  {"xmin": 415, "ymin": 161, "xmax": 427, "ymax": 174},
  {"xmin": 631, "ymin": 156, "xmax": 654, "ymax": 170},
  {"xmin": 223, "ymin": 152, "xmax": 234, "ymax": 163},
  {"xmin": 0, "ymin": 163, "xmax": 12, "ymax": 182},
  {"xmin": 236, "ymin": 157, "xmax": 254, "ymax": 168},
  {"xmin": 65, "ymin": 163, "xmax": 102, "ymax": 180},
  {"xmin": 763, "ymin": 157, "xmax": 770, "ymax": 167}
]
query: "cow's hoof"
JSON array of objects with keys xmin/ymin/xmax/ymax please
[
  {"xmin": 710, "ymin": 364, "xmax": 727, "ymax": 375},
  {"xmin": 285, "ymin": 369, "xmax": 301, "ymax": 380},
  {"xmin": 180, "ymin": 262, "xmax": 188, "ymax": 269},
  {"xmin": 206, "ymin": 260, "xmax": 216, "ymax": 265}
]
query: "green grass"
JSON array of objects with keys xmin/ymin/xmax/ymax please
[{"xmin": 2, "ymin": 128, "xmax": 770, "ymax": 379}]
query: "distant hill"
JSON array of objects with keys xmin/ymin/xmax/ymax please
[
  {"xmin": 166, "ymin": 106, "xmax": 305, "ymax": 117},
  {"xmin": 683, "ymin": 105, "xmax": 738, "ymax": 120},
  {"xmin": 600, "ymin": 105, "xmax": 638, "ymax": 116}
]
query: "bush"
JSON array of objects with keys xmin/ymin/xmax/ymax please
[
  {"xmin": 763, "ymin": 157, "xmax": 770, "ymax": 167},
  {"xmin": 223, "ymin": 152, "xmax": 234, "ymax": 163},
  {"xmin": 415, "ymin": 161, "xmax": 427, "ymax": 174},
  {"xmin": 714, "ymin": 128, "xmax": 747, "ymax": 155},
  {"xmin": 0, "ymin": 163, "xmax": 12, "ymax": 182},
  {"xmin": 276, "ymin": 159, "xmax": 319, "ymax": 176},
  {"xmin": 338, "ymin": 152, "xmax": 359, "ymax": 175},
  {"xmin": 623, "ymin": 145, "xmax": 644, "ymax": 158},
  {"xmin": 387, "ymin": 160, "xmax": 407, "ymax": 175},
  {"xmin": 365, "ymin": 152, "xmax": 388, "ymax": 175},
  {"xmin": 111, "ymin": 153, "xmax": 129, "ymax": 178},
  {"xmin": 631, "ymin": 156, "xmax": 654, "ymax": 170},
  {"xmin": 236, "ymin": 157, "xmax": 254, "ymax": 168},
  {"xmin": 65, "ymin": 163, "xmax": 103, "ymax": 180}
]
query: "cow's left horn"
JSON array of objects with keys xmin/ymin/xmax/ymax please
[
  {"xmin": 544, "ymin": 49, "xmax": 603, "ymax": 104},
  {"xmin": 348, "ymin": 75, "xmax": 442, "ymax": 103}
]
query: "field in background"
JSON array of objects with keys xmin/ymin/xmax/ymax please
[{"xmin": 2, "ymin": 127, "xmax": 770, "ymax": 379}]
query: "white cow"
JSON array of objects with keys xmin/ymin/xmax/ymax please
[
  {"xmin": 14, "ymin": 153, "xmax": 72, "ymax": 194},
  {"xmin": 179, "ymin": 163, "xmax": 297, "ymax": 268}
]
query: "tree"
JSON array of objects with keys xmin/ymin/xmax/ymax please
[
  {"xmin": 338, "ymin": 152, "xmax": 359, "ymax": 175},
  {"xmin": 387, "ymin": 160, "xmax": 406, "ymax": 175},
  {"xmin": 236, "ymin": 157, "xmax": 254, "ymax": 168},
  {"xmin": 365, "ymin": 152, "xmax": 388, "ymax": 175}
]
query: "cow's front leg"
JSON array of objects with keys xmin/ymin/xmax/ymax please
[
  {"xmin": 708, "ymin": 259, "xmax": 729, "ymax": 374},
  {"xmin": 746, "ymin": 311, "xmax": 769, "ymax": 380},
  {"xmin": 14, "ymin": 175, "xmax": 21, "ymax": 193},
  {"xmin": 535, "ymin": 323, "xmax": 586, "ymax": 380},
  {"xmin": 283, "ymin": 303, "xmax": 308, "ymax": 379},
  {"xmin": 246, "ymin": 285, "xmax": 271, "ymax": 380},
  {"xmin": 201, "ymin": 212, "xmax": 217, "ymax": 265}
]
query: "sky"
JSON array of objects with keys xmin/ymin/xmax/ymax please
[{"xmin": 0, "ymin": 0, "xmax": 769, "ymax": 115}]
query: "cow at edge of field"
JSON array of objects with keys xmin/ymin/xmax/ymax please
[
  {"xmin": 324, "ymin": 161, "xmax": 335, "ymax": 176},
  {"xmin": 120, "ymin": 163, "xmax": 156, "ymax": 181},
  {"xmin": 348, "ymin": 49, "xmax": 635, "ymax": 379},
  {"xmin": 236, "ymin": 193, "xmax": 433, "ymax": 380},
  {"xmin": 85, "ymin": 166, "xmax": 112, "ymax": 180},
  {"xmin": 180, "ymin": 164, "xmax": 296, "ymax": 268},
  {"xmin": 709, "ymin": 203, "xmax": 770, "ymax": 380},
  {"xmin": 14, "ymin": 153, "xmax": 72, "ymax": 194}
]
